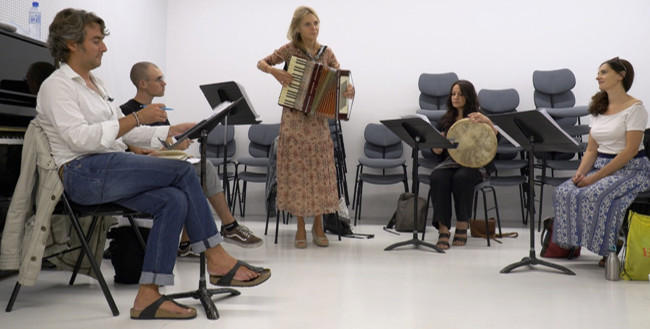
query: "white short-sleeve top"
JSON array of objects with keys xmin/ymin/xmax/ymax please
[{"xmin": 590, "ymin": 102, "xmax": 648, "ymax": 154}]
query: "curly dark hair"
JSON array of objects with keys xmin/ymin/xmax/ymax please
[
  {"xmin": 589, "ymin": 57, "xmax": 634, "ymax": 116},
  {"xmin": 440, "ymin": 80, "xmax": 481, "ymax": 132},
  {"xmin": 47, "ymin": 8, "xmax": 109, "ymax": 67}
]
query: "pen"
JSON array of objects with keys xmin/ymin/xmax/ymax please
[{"xmin": 140, "ymin": 105, "xmax": 174, "ymax": 111}]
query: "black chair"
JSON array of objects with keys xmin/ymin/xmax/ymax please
[
  {"xmin": 203, "ymin": 124, "xmax": 237, "ymax": 204},
  {"xmin": 6, "ymin": 192, "xmax": 147, "ymax": 316}
]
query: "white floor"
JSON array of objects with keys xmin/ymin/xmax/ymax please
[{"xmin": 1, "ymin": 217, "xmax": 649, "ymax": 329}]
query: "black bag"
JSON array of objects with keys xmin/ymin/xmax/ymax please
[
  {"xmin": 107, "ymin": 226, "xmax": 149, "ymax": 284},
  {"xmin": 323, "ymin": 213, "xmax": 354, "ymax": 235},
  {"xmin": 386, "ymin": 193, "xmax": 427, "ymax": 232}
]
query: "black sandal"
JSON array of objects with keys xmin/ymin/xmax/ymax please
[
  {"xmin": 453, "ymin": 229, "xmax": 468, "ymax": 246},
  {"xmin": 130, "ymin": 295, "xmax": 197, "ymax": 320},
  {"xmin": 436, "ymin": 232, "xmax": 451, "ymax": 250}
]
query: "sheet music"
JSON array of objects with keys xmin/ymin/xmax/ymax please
[
  {"xmin": 538, "ymin": 109, "xmax": 580, "ymax": 146},
  {"xmin": 401, "ymin": 113, "xmax": 432, "ymax": 125}
]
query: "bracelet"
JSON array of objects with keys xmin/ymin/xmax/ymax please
[{"xmin": 132, "ymin": 112, "xmax": 141, "ymax": 127}]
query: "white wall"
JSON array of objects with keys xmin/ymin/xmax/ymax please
[
  {"xmin": 3, "ymin": 0, "xmax": 649, "ymax": 222},
  {"xmin": 2, "ymin": 0, "xmax": 167, "ymax": 103},
  {"xmin": 165, "ymin": 0, "xmax": 650, "ymax": 221}
]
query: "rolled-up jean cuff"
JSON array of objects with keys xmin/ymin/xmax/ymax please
[
  {"xmin": 190, "ymin": 234, "xmax": 223, "ymax": 253},
  {"xmin": 139, "ymin": 272, "xmax": 174, "ymax": 286}
]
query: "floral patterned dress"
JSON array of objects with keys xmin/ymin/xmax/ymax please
[{"xmin": 260, "ymin": 43, "xmax": 339, "ymax": 217}]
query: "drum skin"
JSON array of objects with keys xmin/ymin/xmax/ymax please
[{"xmin": 446, "ymin": 118, "xmax": 497, "ymax": 168}]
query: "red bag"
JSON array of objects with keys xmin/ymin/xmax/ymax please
[{"xmin": 540, "ymin": 217, "xmax": 581, "ymax": 259}]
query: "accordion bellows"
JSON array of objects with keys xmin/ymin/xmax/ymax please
[{"xmin": 278, "ymin": 56, "xmax": 351, "ymax": 120}]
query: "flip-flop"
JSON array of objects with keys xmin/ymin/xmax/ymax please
[
  {"xmin": 130, "ymin": 295, "xmax": 196, "ymax": 320},
  {"xmin": 209, "ymin": 260, "xmax": 271, "ymax": 287}
]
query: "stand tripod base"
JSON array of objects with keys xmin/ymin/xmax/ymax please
[
  {"xmin": 384, "ymin": 237, "xmax": 445, "ymax": 253},
  {"xmin": 500, "ymin": 253, "xmax": 575, "ymax": 275},
  {"xmin": 167, "ymin": 283, "xmax": 240, "ymax": 320}
]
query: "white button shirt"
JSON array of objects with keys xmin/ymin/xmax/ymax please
[{"xmin": 36, "ymin": 63, "xmax": 169, "ymax": 167}]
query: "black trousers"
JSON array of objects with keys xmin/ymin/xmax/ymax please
[{"xmin": 429, "ymin": 167, "xmax": 483, "ymax": 230}]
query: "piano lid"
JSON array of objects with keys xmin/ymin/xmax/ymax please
[{"xmin": 0, "ymin": 29, "xmax": 55, "ymax": 126}]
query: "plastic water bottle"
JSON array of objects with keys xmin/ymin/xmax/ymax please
[
  {"xmin": 28, "ymin": 2, "xmax": 41, "ymax": 41},
  {"xmin": 605, "ymin": 245, "xmax": 620, "ymax": 281}
]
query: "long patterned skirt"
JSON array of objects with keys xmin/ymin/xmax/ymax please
[
  {"xmin": 552, "ymin": 156, "xmax": 650, "ymax": 256},
  {"xmin": 275, "ymin": 108, "xmax": 338, "ymax": 217}
]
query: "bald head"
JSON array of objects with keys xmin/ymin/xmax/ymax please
[{"xmin": 129, "ymin": 61, "xmax": 157, "ymax": 88}]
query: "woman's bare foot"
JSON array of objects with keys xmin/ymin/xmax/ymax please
[
  {"xmin": 132, "ymin": 284, "xmax": 195, "ymax": 316},
  {"xmin": 205, "ymin": 245, "xmax": 261, "ymax": 281},
  {"xmin": 295, "ymin": 228, "xmax": 307, "ymax": 248}
]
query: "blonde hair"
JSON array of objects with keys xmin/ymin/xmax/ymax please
[{"xmin": 286, "ymin": 6, "xmax": 319, "ymax": 50}]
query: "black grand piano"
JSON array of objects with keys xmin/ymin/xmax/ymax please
[{"xmin": 0, "ymin": 29, "xmax": 55, "ymax": 236}]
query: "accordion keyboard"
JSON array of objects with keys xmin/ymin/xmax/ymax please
[{"xmin": 278, "ymin": 56, "xmax": 312, "ymax": 109}]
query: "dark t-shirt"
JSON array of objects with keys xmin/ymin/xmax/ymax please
[{"xmin": 120, "ymin": 99, "xmax": 170, "ymax": 126}]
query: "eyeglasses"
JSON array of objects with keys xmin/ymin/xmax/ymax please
[{"xmin": 146, "ymin": 76, "xmax": 165, "ymax": 83}]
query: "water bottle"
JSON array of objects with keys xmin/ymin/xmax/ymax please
[
  {"xmin": 28, "ymin": 2, "xmax": 41, "ymax": 41},
  {"xmin": 605, "ymin": 244, "xmax": 620, "ymax": 281}
]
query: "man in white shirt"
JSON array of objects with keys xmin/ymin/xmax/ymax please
[{"xmin": 37, "ymin": 8, "xmax": 270, "ymax": 320}]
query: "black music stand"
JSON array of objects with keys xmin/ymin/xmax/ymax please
[
  {"xmin": 490, "ymin": 110, "xmax": 581, "ymax": 275},
  {"xmin": 381, "ymin": 117, "xmax": 456, "ymax": 252},
  {"xmin": 199, "ymin": 81, "xmax": 260, "ymax": 207},
  {"xmin": 165, "ymin": 97, "xmax": 252, "ymax": 320}
]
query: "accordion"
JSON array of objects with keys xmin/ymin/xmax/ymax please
[{"xmin": 278, "ymin": 56, "xmax": 352, "ymax": 120}]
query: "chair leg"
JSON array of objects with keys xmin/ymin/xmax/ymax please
[
  {"xmin": 354, "ymin": 181, "xmax": 364, "ymax": 226},
  {"xmin": 230, "ymin": 178, "xmax": 240, "ymax": 215},
  {"xmin": 351, "ymin": 164, "xmax": 361, "ymax": 210},
  {"xmin": 274, "ymin": 210, "xmax": 281, "ymax": 244},
  {"xmin": 421, "ymin": 190, "xmax": 432, "ymax": 241},
  {"xmin": 125, "ymin": 215, "xmax": 147, "ymax": 250},
  {"xmin": 488, "ymin": 186, "xmax": 503, "ymax": 236},
  {"xmin": 537, "ymin": 182, "xmax": 546, "ymax": 232},
  {"xmin": 402, "ymin": 165, "xmax": 409, "ymax": 192},
  {"xmin": 69, "ymin": 216, "xmax": 100, "ymax": 285},
  {"xmin": 240, "ymin": 181, "xmax": 247, "ymax": 217},
  {"xmin": 5, "ymin": 282, "xmax": 21, "ymax": 312},
  {"xmin": 480, "ymin": 188, "xmax": 491, "ymax": 247},
  {"xmin": 64, "ymin": 203, "xmax": 119, "ymax": 316}
]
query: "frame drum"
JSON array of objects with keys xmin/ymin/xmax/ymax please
[{"xmin": 446, "ymin": 118, "xmax": 497, "ymax": 168}]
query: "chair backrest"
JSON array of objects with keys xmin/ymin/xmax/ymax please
[
  {"xmin": 532, "ymin": 69, "xmax": 577, "ymax": 109},
  {"xmin": 363, "ymin": 123, "xmax": 403, "ymax": 159},
  {"xmin": 478, "ymin": 88, "xmax": 520, "ymax": 114},
  {"xmin": 248, "ymin": 123, "xmax": 281, "ymax": 158},
  {"xmin": 418, "ymin": 72, "xmax": 458, "ymax": 110},
  {"xmin": 478, "ymin": 88, "xmax": 521, "ymax": 161},
  {"xmin": 204, "ymin": 124, "xmax": 235, "ymax": 158}
]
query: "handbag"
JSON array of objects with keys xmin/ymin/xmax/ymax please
[
  {"xmin": 621, "ymin": 210, "xmax": 650, "ymax": 280},
  {"xmin": 323, "ymin": 198, "xmax": 354, "ymax": 235},
  {"xmin": 470, "ymin": 218, "xmax": 518, "ymax": 243},
  {"xmin": 386, "ymin": 193, "xmax": 427, "ymax": 232},
  {"xmin": 540, "ymin": 217, "xmax": 581, "ymax": 259}
]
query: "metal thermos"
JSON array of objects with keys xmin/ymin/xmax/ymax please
[{"xmin": 605, "ymin": 245, "xmax": 620, "ymax": 281}]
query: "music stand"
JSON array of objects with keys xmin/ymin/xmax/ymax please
[
  {"xmin": 165, "ymin": 96, "xmax": 255, "ymax": 320},
  {"xmin": 199, "ymin": 81, "xmax": 260, "ymax": 206},
  {"xmin": 381, "ymin": 117, "xmax": 456, "ymax": 252},
  {"xmin": 490, "ymin": 110, "xmax": 581, "ymax": 275}
]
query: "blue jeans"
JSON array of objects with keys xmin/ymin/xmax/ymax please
[{"xmin": 62, "ymin": 152, "xmax": 223, "ymax": 286}]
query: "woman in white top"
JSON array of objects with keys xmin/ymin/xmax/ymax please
[{"xmin": 553, "ymin": 57, "xmax": 650, "ymax": 262}]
